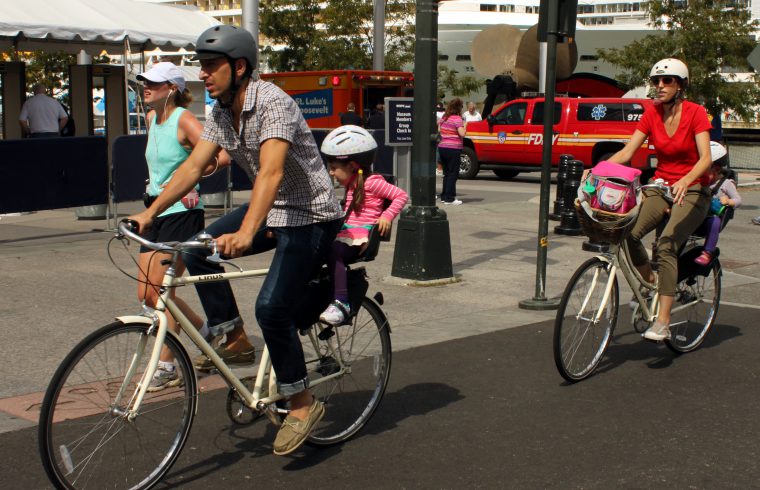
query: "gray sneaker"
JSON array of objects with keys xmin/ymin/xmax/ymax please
[
  {"xmin": 643, "ymin": 321, "xmax": 671, "ymax": 342},
  {"xmin": 147, "ymin": 367, "xmax": 182, "ymax": 392}
]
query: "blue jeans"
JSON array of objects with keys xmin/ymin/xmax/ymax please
[
  {"xmin": 439, "ymin": 147, "xmax": 461, "ymax": 202},
  {"xmin": 183, "ymin": 204, "xmax": 342, "ymax": 395}
]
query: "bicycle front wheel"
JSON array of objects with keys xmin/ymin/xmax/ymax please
[
  {"xmin": 38, "ymin": 321, "xmax": 197, "ymax": 490},
  {"xmin": 666, "ymin": 259, "xmax": 721, "ymax": 353},
  {"xmin": 303, "ymin": 298, "xmax": 391, "ymax": 446},
  {"xmin": 554, "ymin": 257, "xmax": 619, "ymax": 382}
]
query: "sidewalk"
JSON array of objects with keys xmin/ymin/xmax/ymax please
[{"xmin": 2, "ymin": 176, "xmax": 760, "ymax": 433}]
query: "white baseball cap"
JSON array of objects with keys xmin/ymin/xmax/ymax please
[{"xmin": 137, "ymin": 62, "xmax": 186, "ymax": 92}]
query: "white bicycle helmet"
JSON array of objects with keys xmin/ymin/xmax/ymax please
[
  {"xmin": 321, "ymin": 125, "xmax": 378, "ymax": 167},
  {"xmin": 709, "ymin": 141, "xmax": 729, "ymax": 167},
  {"xmin": 650, "ymin": 58, "xmax": 689, "ymax": 84}
]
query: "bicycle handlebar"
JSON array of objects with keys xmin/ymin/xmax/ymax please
[
  {"xmin": 117, "ymin": 219, "xmax": 215, "ymax": 253},
  {"xmin": 640, "ymin": 178, "xmax": 674, "ymax": 202}
]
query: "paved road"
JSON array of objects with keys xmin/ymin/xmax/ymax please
[
  {"xmin": 2, "ymin": 174, "xmax": 760, "ymax": 488},
  {"xmin": 4, "ymin": 305, "xmax": 759, "ymax": 489}
]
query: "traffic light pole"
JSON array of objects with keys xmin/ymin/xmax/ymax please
[{"xmin": 390, "ymin": 0, "xmax": 454, "ymax": 281}]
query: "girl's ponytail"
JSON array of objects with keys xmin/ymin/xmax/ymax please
[{"xmin": 350, "ymin": 164, "xmax": 373, "ymax": 214}]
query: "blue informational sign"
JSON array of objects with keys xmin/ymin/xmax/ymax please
[{"xmin": 292, "ymin": 88, "xmax": 333, "ymax": 120}]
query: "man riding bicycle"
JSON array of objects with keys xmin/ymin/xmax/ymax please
[{"xmin": 129, "ymin": 25, "xmax": 344, "ymax": 455}]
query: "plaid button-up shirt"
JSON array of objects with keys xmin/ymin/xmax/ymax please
[{"xmin": 201, "ymin": 77, "xmax": 343, "ymax": 227}]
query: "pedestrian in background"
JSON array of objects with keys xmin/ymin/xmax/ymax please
[
  {"xmin": 19, "ymin": 84, "xmax": 68, "ymax": 138},
  {"xmin": 136, "ymin": 62, "xmax": 231, "ymax": 391},
  {"xmin": 366, "ymin": 103, "xmax": 385, "ymax": 129},
  {"xmin": 340, "ymin": 102, "xmax": 363, "ymax": 127},
  {"xmin": 462, "ymin": 101, "xmax": 482, "ymax": 128},
  {"xmin": 435, "ymin": 102, "xmax": 445, "ymax": 176},
  {"xmin": 438, "ymin": 97, "xmax": 465, "ymax": 205}
]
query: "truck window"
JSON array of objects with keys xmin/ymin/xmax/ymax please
[
  {"xmin": 531, "ymin": 102, "xmax": 562, "ymax": 125},
  {"xmin": 622, "ymin": 103, "xmax": 645, "ymax": 122},
  {"xmin": 577, "ymin": 102, "xmax": 627, "ymax": 122},
  {"xmin": 492, "ymin": 102, "xmax": 527, "ymax": 125}
]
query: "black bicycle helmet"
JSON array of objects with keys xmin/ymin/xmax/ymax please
[{"xmin": 193, "ymin": 25, "xmax": 257, "ymax": 69}]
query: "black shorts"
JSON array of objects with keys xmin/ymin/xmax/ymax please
[{"xmin": 139, "ymin": 210, "xmax": 205, "ymax": 253}]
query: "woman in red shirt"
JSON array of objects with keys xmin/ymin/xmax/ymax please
[{"xmin": 608, "ymin": 58, "xmax": 712, "ymax": 342}]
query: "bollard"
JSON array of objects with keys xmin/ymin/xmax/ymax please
[
  {"xmin": 554, "ymin": 159, "xmax": 584, "ymax": 235},
  {"xmin": 550, "ymin": 154, "xmax": 574, "ymax": 221}
]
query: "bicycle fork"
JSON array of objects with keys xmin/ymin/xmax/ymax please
[{"xmin": 577, "ymin": 262, "xmax": 617, "ymax": 324}]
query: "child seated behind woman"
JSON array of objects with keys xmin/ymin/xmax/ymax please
[
  {"xmin": 695, "ymin": 142, "xmax": 741, "ymax": 266},
  {"xmin": 319, "ymin": 125, "xmax": 409, "ymax": 325}
]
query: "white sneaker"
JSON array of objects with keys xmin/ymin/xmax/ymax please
[
  {"xmin": 147, "ymin": 366, "xmax": 182, "ymax": 392},
  {"xmin": 643, "ymin": 321, "xmax": 671, "ymax": 342},
  {"xmin": 443, "ymin": 199, "xmax": 463, "ymax": 206},
  {"xmin": 320, "ymin": 300, "xmax": 350, "ymax": 325}
]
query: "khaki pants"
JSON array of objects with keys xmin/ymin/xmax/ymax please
[{"xmin": 626, "ymin": 183, "xmax": 710, "ymax": 296}]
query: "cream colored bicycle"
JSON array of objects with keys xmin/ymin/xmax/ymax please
[
  {"xmin": 38, "ymin": 220, "xmax": 392, "ymax": 489},
  {"xmin": 554, "ymin": 180, "xmax": 721, "ymax": 382}
]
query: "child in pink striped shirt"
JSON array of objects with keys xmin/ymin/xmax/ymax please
[{"xmin": 319, "ymin": 128, "xmax": 409, "ymax": 325}]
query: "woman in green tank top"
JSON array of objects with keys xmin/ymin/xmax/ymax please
[{"xmin": 136, "ymin": 62, "xmax": 230, "ymax": 391}]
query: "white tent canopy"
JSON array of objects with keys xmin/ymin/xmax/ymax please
[{"xmin": 0, "ymin": 0, "xmax": 220, "ymax": 54}]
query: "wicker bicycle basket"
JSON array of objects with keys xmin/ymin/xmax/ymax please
[{"xmin": 574, "ymin": 199, "xmax": 637, "ymax": 245}]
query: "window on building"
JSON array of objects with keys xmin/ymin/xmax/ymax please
[
  {"xmin": 580, "ymin": 55, "xmax": 599, "ymax": 61},
  {"xmin": 438, "ymin": 54, "xmax": 449, "ymax": 61},
  {"xmin": 456, "ymin": 55, "xmax": 471, "ymax": 61},
  {"xmin": 480, "ymin": 4, "xmax": 497, "ymax": 12}
]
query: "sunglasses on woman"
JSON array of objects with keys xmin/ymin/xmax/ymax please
[{"xmin": 650, "ymin": 76, "xmax": 676, "ymax": 86}]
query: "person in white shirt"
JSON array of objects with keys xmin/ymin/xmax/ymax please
[
  {"xmin": 462, "ymin": 101, "xmax": 482, "ymax": 127},
  {"xmin": 19, "ymin": 84, "xmax": 68, "ymax": 138}
]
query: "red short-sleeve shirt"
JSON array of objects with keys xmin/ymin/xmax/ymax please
[{"xmin": 636, "ymin": 100, "xmax": 712, "ymax": 186}]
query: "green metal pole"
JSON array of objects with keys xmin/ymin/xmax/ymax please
[
  {"xmin": 519, "ymin": 0, "xmax": 560, "ymax": 310},
  {"xmin": 391, "ymin": 0, "xmax": 454, "ymax": 282}
]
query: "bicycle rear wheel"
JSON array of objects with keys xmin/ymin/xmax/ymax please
[
  {"xmin": 666, "ymin": 259, "xmax": 721, "ymax": 353},
  {"xmin": 303, "ymin": 298, "xmax": 391, "ymax": 446},
  {"xmin": 554, "ymin": 257, "xmax": 619, "ymax": 382},
  {"xmin": 39, "ymin": 321, "xmax": 197, "ymax": 490}
]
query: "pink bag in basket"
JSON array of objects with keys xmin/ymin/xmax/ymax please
[{"xmin": 586, "ymin": 161, "xmax": 641, "ymax": 214}]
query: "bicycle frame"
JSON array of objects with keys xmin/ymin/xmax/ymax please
[
  {"xmin": 120, "ymin": 249, "xmax": 347, "ymax": 422},
  {"xmin": 579, "ymin": 241, "xmax": 660, "ymax": 326}
]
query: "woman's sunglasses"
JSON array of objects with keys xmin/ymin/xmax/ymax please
[{"xmin": 650, "ymin": 76, "xmax": 676, "ymax": 86}]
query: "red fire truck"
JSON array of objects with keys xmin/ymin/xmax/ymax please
[
  {"xmin": 260, "ymin": 70, "xmax": 414, "ymax": 128},
  {"xmin": 462, "ymin": 96, "xmax": 658, "ymax": 180}
]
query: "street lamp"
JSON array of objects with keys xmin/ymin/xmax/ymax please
[{"xmin": 390, "ymin": 0, "xmax": 454, "ymax": 281}]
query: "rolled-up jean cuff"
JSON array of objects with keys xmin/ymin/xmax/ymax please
[
  {"xmin": 207, "ymin": 316, "xmax": 244, "ymax": 337},
  {"xmin": 277, "ymin": 376, "xmax": 310, "ymax": 397}
]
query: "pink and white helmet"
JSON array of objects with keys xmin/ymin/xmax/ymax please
[{"xmin": 321, "ymin": 125, "xmax": 377, "ymax": 166}]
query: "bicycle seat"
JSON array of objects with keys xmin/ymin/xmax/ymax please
[{"xmin": 354, "ymin": 224, "xmax": 382, "ymax": 263}]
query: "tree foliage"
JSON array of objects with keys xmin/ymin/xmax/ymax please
[
  {"xmin": 260, "ymin": 0, "xmax": 415, "ymax": 72},
  {"xmin": 437, "ymin": 65, "xmax": 484, "ymax": 99},
  {"xmin": 597, "ymin": 0, "xmax": 760, "ymax": 119}
]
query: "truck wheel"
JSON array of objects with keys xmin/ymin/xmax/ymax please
[
  {"xmin": 460, "ymin": 147, "xmax": 479, "ymax": 179},
  {"xmin": 493, "ymin": 169, "xmax": 519, "ymax": 180}
]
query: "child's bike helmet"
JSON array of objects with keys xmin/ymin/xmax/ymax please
[
  {"xmin": 709, "ymin": 141, "xmax": 729, "ymax": 168},
  {"xmin": 321, "ymin": 125, "xmax": 377, "ymax": 167}
]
